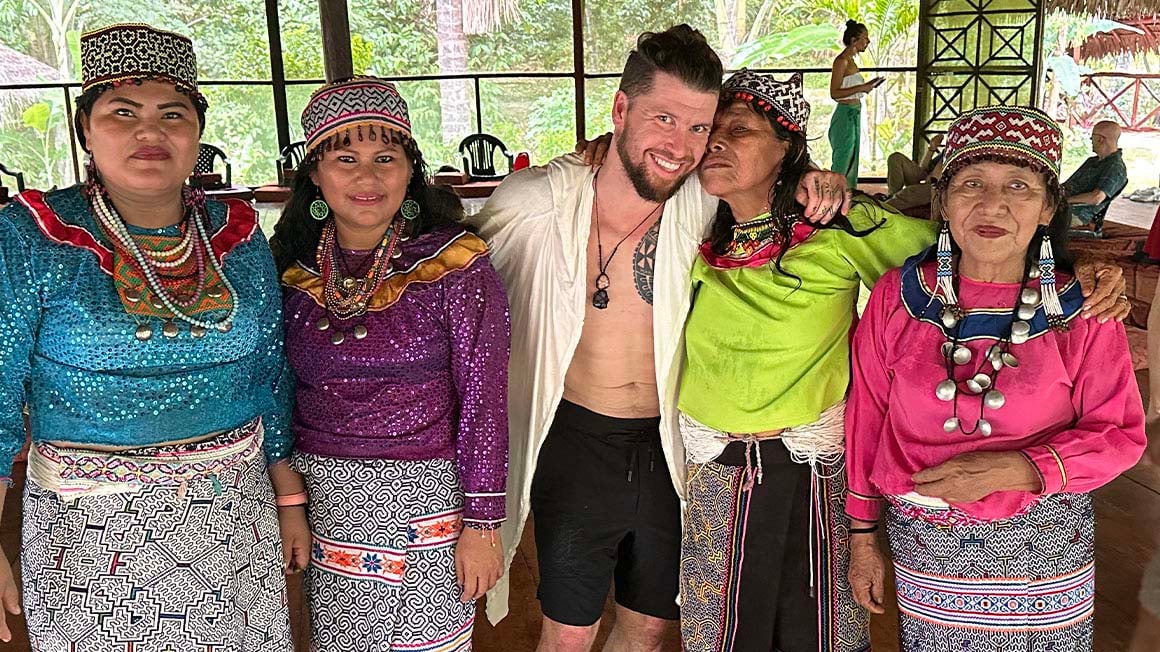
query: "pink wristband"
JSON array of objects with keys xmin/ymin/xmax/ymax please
[{"xmin": 275, "ymin": 491, "xmax": 308, "ymax": 507}]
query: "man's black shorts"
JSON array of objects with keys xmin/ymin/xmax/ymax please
[{"xmin": 530, "ymin": 399, "xmax": 681, "ymax": 627}]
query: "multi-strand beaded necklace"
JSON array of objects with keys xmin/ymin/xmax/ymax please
[
  {"xmin": 312, "ymin": 216, "xmax": 406, "ymax": 345},
  {"xmin": 89, "ymin": 184, "xmax": 236, "ymax": 340}
]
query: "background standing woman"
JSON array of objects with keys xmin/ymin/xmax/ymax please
[{"xmin": 829, "ymin": 19, "xmax": 883, "ymax": 188}]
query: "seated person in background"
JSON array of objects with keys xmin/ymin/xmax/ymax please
[
  {"xmin": 1064, "ymin": 120, "xmax": 1128, "ymax": 226},
  {"xmin": 885, "ymin": 134, "xmax": 943, "ymax": 213}
]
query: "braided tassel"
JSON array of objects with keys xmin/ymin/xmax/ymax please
[
  {"xmin": 1038, "ymin": 229, "xmax": 1067, "ymax": 330},
  {"xmin": 936, "ymin": 220, "xmax": 959, "ymax": 308}
]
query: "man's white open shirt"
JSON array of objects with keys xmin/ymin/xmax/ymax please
[{"xmin": 465, "ymin": 154, "xmax": 716, "ymax": 623}]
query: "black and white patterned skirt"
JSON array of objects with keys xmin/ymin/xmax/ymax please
[{"xmin": 21, "ymin": 419, "xmax": 292, "ymax": 652}]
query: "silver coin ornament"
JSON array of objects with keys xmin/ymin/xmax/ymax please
[
  {"xmin": 942, "ymin": 342, "xmax": 955, "ymax": 358},
  {"xmin": 977, "ymin": 418, "xmax": 993, "ymax": 437},
  {"xmin": 1002, "ymin": 352, "xmax": 1019, "ymax": 368},
  {"xmin": 943, "ymin": 417, "xmax": 960, "ymax": 433},
  {"xmin": 135, "ymin": 323, "xmax": 153, "ymax": 341},
  {"xmin": 1010, "ymin": 320, "xmax": 1031, "ymax": 344},
  {"xmin": 162, "ymin": 321, "xmax": 179, "ymax": 338},
  {"xmin": 353, "ymin": 324, "xmax": 369, "ymax": 340},
  {"xmin": 984, "ymin": 389, "xmax": 1006, "ymax": 409},
  {"xmin": 330, "ymin": 331, "xmax": 345, "ymax": 345},
  {"xmin": 952, "ymin": 346, "xmax": 972, "ymax": 365},
  {"xmin": 1020, "ymin": 288, "xmax": 1040, "ymax": 306},
  {"xmin": 971, "ymin": 373, "xmax": 992, "ymax": 390},
  {"xmin": 965, "ymin": 378, "xmax": 983, "ymax": 394},
  {"xmin": 315, "ymin": 317, "xmax": 331, "ymax": 331},
  {"xmin": 940, "ymin": 308, "xmax": 958, "ymax": 329},
  {"xmin": 1017, "ymin": 304, "xmax": 1036, "ymax": 321},
  {"xmin": 191, "ymin": 325, "xmax": 207, "ymax": 339},
  {"xmin": 936, "ymin": 379, "xmax": 957, "ymax": 401}
]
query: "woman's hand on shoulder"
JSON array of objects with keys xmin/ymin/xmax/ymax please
[
  {"xmin": 1073, "ymin": 257, "xmax": 1130, "ymax": 323},
  {"xmin": 574, "ymin": 133, "xmax": 613, "ymax": 167}
]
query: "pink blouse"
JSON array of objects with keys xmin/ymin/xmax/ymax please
[{"xmin": 845, "ymin": 256, "xmax": 1145, "ymax": 523}]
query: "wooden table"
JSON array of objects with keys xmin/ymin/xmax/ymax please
[
  {"xmin": 450, "ymin": 179, "xmax": 502, "ymax": 199},
  {"xmin": 205, "ymin": 186, "xmax": 255, "ymax": 202}
]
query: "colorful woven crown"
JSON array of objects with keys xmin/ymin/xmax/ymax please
[
  {"xmin": 943, "ymin": 106, "xmax": 1063, "ymax": 179},
  {"xmin": 80, "ymin": 23, "xmax": 204, "ymax": 107},
  {"xmin": 302, "ymin": 77, "xmax": 412, "ymax": 155},
  {"xmin": 722, "ymin": 69, "xmax": 810, "ymax": 134}
]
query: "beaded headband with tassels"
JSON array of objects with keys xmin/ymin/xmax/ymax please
[
  {"xmin": 302, "ymin": 77, "xmax": 412, "ymax": 156},
  {"xmin": 721, "ymin": 69, "xmax": 810, "ymax": 135}
]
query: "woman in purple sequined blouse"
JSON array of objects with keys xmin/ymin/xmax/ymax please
[{"xmin": 268, "ymin": 77, "xmax": 510, "ymax": 651}]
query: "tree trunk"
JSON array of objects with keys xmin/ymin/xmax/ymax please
[{"xmin": 435, "ymin": 0, "xmax": 473, "ymax": 146}]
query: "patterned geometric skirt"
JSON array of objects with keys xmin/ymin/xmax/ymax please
[
  {"xmin": 679, "ymin": 438, "xmax": 869, "ymax": 652},
  {"xmin": 21, "ymin": 419, "xmax": 292, "ymax": 651},
  {"xmin": 292, "ymin": 453, "xmax": 473, "ymax": 652},
  {"xmin": 885, "ymin": 493, "xmax": 1095, "ymax": 652}
]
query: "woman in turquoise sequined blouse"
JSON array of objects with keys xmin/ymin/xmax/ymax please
[{"xmin": 0, "ymin": 24, "xmax": 296, "ymax": 650}]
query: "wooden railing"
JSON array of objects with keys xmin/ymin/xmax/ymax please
[{"xmin": 1061, "ymin": 73, "xmax": 1160, "ymax": 132}]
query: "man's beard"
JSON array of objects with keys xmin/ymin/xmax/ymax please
[{"xmin": 615, "ymin": 132, "xmax": 690, "ymax": 203}]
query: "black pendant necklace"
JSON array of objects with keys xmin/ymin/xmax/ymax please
[{"xmin": 591, "ymin": 174, "xmax": 663, "ymax": 309}]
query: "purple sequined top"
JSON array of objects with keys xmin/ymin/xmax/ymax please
[{"xmin": 282, "ymin": 225, "xmax": 510, "ymax": 527}]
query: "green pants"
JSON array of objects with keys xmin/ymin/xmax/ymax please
[{"xmin": 828, "ymin": 103, "xmax": 861, "ymax": 188}]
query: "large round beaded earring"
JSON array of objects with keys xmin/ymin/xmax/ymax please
[
  {"xmin": 309, "ymin": 196, "xmax": 330, "ymax": 221},
  {"xmin": 400, "ymin": 198, "xmax": 420, "ymax": 221}
]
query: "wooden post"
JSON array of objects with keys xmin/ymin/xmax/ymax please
[
  {"xmin": 266, "ymin": 0, "xmax": 292, "ymax": 152},
  {"xmin": 318, "ymin": 0, "xmax": 353, "ymax": 81},
  {"xmin": 572, "ymin": 0, "xmax": 586, "ymax": 143}
]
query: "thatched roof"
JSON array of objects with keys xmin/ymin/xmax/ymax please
[
  {"xmin": 0, "ymin": 44, "xmax": 58, "ymax": 84},
  {"xmin": 1049, "ymin": 0, "xmax": 1159, "ymax": 18},
  {"xmin": 0, "ymin": 45, "xmax": 61, "ymax": 117},
  {"xmin": 1079, "ymin": 16, "xmax": 1160, "ymax": 58}
]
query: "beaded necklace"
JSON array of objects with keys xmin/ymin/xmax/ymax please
[
  {"xmin": 313, "ymin": 217, "xmax": 406, "ymax": 345},
  {"xmin": 91, "ymin": 188, "xmax": 237, "ymax": 339}
]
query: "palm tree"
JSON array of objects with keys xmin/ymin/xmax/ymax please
[{"xmin": 433, "ymin": 0, "xmax": 520, "ymax": 145}]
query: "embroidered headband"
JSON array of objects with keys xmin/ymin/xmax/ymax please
[
  {"xmin": 942, "ymin": 106, "xmax": 1063, "ymax": 180},
  {"xmin": 302, "ymin": 77, "xmax": 413, "ymax": 155},
  {"xmin": 80, "ymin": 23, "xmax": 206, "ymax": 110},
  {"xmin": 722, "ymin": 69, "xmax": 810, "ymax": 134}
]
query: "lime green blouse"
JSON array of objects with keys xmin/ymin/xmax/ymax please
[{"xmin": 678, "ymin": 200, "xmax": 938, "ymax": 433}]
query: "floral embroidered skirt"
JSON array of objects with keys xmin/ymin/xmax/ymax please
[{"xmin": 292, "ymin": 453, "xmax": 473, "ymax": 652}]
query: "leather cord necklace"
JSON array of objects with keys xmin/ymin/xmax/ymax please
[{"xmin": 591, "ymin": 173, "xmax": 663, "ymax": 309}]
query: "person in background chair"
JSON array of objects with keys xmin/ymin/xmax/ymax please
[{"xmin": 1064, "ymin": 120, "xmax": 1127, "ymax": 227}]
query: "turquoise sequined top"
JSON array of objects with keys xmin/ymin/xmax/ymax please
[{"xmin": 0, "ymin": 186, "xmax": 292, "ymax": 480}]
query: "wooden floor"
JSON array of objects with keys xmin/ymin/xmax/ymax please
[{"xmin": 2, "ymin": 373, "xmax": 1158, "ymax": 652}]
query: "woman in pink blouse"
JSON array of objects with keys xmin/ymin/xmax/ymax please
[{"xmin": 844, "ymin": 106, "xmax": 1145, "ymax": 651}]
